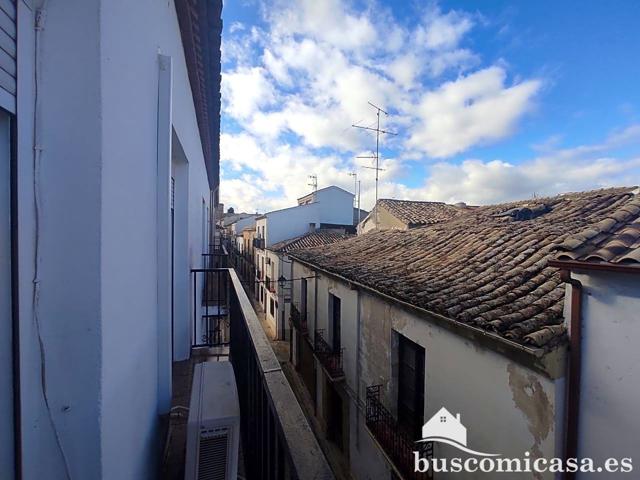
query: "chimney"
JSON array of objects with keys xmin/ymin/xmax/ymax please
[
  {"xmin": 456, "ymin": 413, "xmax": 461, "ymax": 422},
  {"xmin": 309, "ymin": 222, "xmax": 316, "ymax": 233}
]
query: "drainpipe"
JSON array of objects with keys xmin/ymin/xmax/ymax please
[{"xmin": 560, "ymin": 269, "xmax": 582, "ymax": 479}]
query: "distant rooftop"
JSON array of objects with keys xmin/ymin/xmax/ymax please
[
  {"xmin": 375, "ymin": 198, "xmax": 469, "ymax": 227},
  {"xmin": 270, "ymin": 230, "xmax": 353, "ymax": 254},
  {"xmin": 291, "ymin": 187, "xmax": 639, "ymax": 350}
]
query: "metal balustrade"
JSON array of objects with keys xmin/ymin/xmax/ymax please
[
  {"xmin": 365, "ymin": 385, "xmax": 433, "ymax": 480},
  {"xmin": 313, "ymin": 330, "xmax": 344, "ymax": 380}
]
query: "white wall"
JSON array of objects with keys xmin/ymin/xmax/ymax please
[
  {"xmin": 264, "ymin": 203, "xmax": 318, "ymax": 246},
  {"xmin": 100, "ymin": 1, "xmax": 211, "ymax": 477},
  {"xmin": 14, "ymin": 1, "xmax": 213, "ymax": 478},
  {"xmin": 315, "ymin": 187, "xmax": 354, "ymax": 226},
  {"xmin": 573, "ymin": 271, "xmax": 640, "ymax": 470},
  {"xmin": 0, "ymin": 107, "xmax": 14, "ymax": 479},
  {"xmin": 231, "ymin": 215, "xmax": 256, "ymax": 235}
]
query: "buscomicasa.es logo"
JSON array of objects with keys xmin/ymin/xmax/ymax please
[{"xmin": 413, "ymin": 407, "xmax": 633, "ymax": 475}]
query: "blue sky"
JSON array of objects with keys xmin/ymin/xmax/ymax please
[{"xmin": 219, "ymin": 0, "xmax": 640, "ymax": 212}]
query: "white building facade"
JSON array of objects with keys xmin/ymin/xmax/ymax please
[
  {"xmin": 253, "ymin": 186, "xmax": 355, "ymax": 337},
  {"xmin": 0, "ymin": 1, "xmax": 222, "ymax": 478}
]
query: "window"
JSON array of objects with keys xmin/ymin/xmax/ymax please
[
  {"xmin": 270, "ymin": 298, "xmax": 275, "ymax": 316},
  {"xmin": 329, "ymin": 294, "xmax": 341, "ymax": 352},
  {"xmin": 301, "ymin": 278, "xmax": 307, "ymax": 316},
  {"xmin": 397, "ymin": 335, "xmax": 425, "ymax": 437}
]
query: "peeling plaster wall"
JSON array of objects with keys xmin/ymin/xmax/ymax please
[
  {"xmin": 359, "ymin": 291, "xmax": 560, "ymax": 479},
  {"xmin": 573, "ymin": 271, "xmax": 640, "ymax": 468}
]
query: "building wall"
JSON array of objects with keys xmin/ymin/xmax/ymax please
[
  {"xmin": 315, "ymin": 187, "xmax": 354, "ymax": 226},
  {"xmin": 263, "ymin": 203, "xmax": 318, "ymax": 247},
  {"xmin": 358, "ymin": 205, "xmax": 406, "ymax": 234},
  {"xmin": 572, "ymin": 270, "xmax": 640, "ymax": 469},
  {"xmin": 291, "ymin": 261, "xmax": 563, "ymax": 480},
  {"xmin": 231, "ymin": 215, "xmax": 257, "ymax": 235},
  {"xmin": 14, "ymin": 1, "xmax": 214, "ymax": 478}
]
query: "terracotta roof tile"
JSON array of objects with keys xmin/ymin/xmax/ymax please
[
  {"xmin": 291, "ymin": 187, "xmax": 639, "ymax": 349},
  {"xmin": 377, "ymin": 199, "xmax": 467, "ymax": 227},
  {"xmin": 270, "ymin": 231, "xmax": 353, "ymax": 254},
  {"xmin": 554, "ymin": 192, "xmax": 640, "ymax": 265}
]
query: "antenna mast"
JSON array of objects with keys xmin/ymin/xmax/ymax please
[
  {"xmin": 349, "ymin": 172, "xmax": 361, "ymax": 225},
  {"xmin": 352, "ymin": 102, "xmax": 397, "ymax": 228},
  {"xmin": 308, "ymin": 174, "xmax": 317, "ymax": 192}
]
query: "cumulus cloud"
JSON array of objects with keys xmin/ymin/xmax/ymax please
[{"xmin": 409, "ymin": 67, "xmax": 542, "ymax": 157}]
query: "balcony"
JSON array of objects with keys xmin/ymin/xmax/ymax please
[
  {"xmin": 313, "ymin": 330, "xmax": 344, "ymax": 380},
  {"xmin": 202, "ymin": 244, "xmax": 228, "ymax": 269},
  {"xmin": 289, "ymin": 303, "xmax": 308, "ymax": 335},
  {"xmin": 253, "ymin": 237, "xmax": 265, "ymax": 249},
  {"xmin": 180, "ymin": 267, "xmax": 334, "ymax": 479},
  {"xmin": 265, "ymin": 276, "xmax": 276, "ymax": 293},
  {"xmin": 365, "ymin": 385, "xmax": 433, "ymax": 480}
]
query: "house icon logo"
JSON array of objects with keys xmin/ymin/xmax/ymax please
[{"xmin": 416, "ymin": 407, "xmax": 500, "ymax": 457}]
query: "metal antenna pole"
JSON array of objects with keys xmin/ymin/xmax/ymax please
[
  {"xmin": 352, "ymin": 102, "xmax": 398, "ymax": 229},
  {"xmin": 308, "ymin": 174, "xmax": 317, "ymax": 192}
]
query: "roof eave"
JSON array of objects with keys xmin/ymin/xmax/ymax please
[
  {"xmin": 549, "ymin": 258, "xmax": 640, "ymax": 274},
  {"xmin": 290, "ymin": 255, "xmax": 566, "ymax": 379}
]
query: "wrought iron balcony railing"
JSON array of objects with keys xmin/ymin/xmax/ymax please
[
  {"xmin": 189, "ymin": 267, "xmax": 334, "ymax": 479},
  {"xmin": 289, "ymin": 303, "xmax": 308, "ymax": 334},
  {"xmin": 313, "ymin": 330, "xmax": 344, "ymax": 380},
  {"xmin": 253, "ymin": 237, "xmax": 265, "ymax": 249},
  {"xmin": 365, "ymin": 385, "xmax": 433, "ymax": 480}
]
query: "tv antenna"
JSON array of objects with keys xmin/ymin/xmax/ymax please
[
  {"xmin": 308, "ymin": 174, "xmax": 317, "ymax": 192},
  {"xmin": 352, "ymin": 102, "xmax": 397, "ymax": 228}
]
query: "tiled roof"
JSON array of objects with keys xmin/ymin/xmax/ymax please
[
  {"xmin": 270, "ymin": 231, "xmax": 353, "ymax": 254},
  {"xmin": 553, "ymin": 190, "xmax": 640, "ymax": 265},
  {"xmin": 377, "ymin": 199, "xmax": 467, "ymax": 227},
  {"xmin": 291, "ymin": 187, "xmax": 639, "ymax": 350}
]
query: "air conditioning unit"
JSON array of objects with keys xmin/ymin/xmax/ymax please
[{"xmin": 185, "ymin": 361, "xmax": 240, "ymax": 480}]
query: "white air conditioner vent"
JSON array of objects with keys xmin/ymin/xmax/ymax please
[
  {"xmin": 198, "ymin": 427, "xmax": 229, "ymax": 480},
  {"xmin": 185, "ymin": 361, "xmax": 240, "ymax": 480}
]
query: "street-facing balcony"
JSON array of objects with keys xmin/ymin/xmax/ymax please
[
  {"xmin": 365, "ymin": 385, "xmax": 432, "ymax": 480},
  {"xmin": 165, "ymin": 267, "xmax": 334, "ymax": 479},
  {"xmin": 289, "ymin": 303, "xmax": 308, "ymax": 335},
  {"xmin": 313, "ymin": 329, "xmax": 344, "ymax": 380}
]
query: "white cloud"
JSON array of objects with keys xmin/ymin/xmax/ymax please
[
  {"xmin": 221, "ymin": 67, "xmax": 276, "ymax": 119},
  {"xmin": 419, "ymin": 9, "xmax": 474, "ymax": 50},
  {"xmin": 409, "ymin": 67, "xmax": 542, "ymax": 157}
]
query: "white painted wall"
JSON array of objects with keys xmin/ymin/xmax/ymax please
[
  {"xmin": 14, "ymin": 1, "xmax": 213, "ymax": 478},
  {"xmin": 231, "ymin": 215, "xmax": 257, "ymax": 235},
  {"xmin": 315, "ymin": 186, "xmax": 354, "ymax": 226},
  {"xmin": 0, "ymin": 108, "xmax": 14, "ymax": 479},
  {"xmin": 573, "ymin": 271, "xmax": 640, "ymax": 471}
]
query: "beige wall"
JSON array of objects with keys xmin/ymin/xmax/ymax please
[{"xmin": 358, "ymin": 205, "xmax": 407, "ymax": 234}]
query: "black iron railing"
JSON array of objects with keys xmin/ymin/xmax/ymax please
[
  {"xmin": 202, "ymin": 245, "xmax": 228, "ymax": 269},
  {"xmin": 190, "ymin": 268, "xmax": 229, "ymax": 348},
  {"xmin": 253, "ymin": 237, "xmax": 265, "ymax": 249},
  {"xmin": 313, "ymin": 330, "xmax": 344, "ymax": 380},
  {"xmin": 366, "ymin": 385, "xmax": 433, "ymax": 480},
  {"xmin": 225, "ymin": 269, "xmax": 334, "ymax": 480},
  {"xmin": 289, "ymin": 304, "xmax": 308, "ymax": 335}
]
